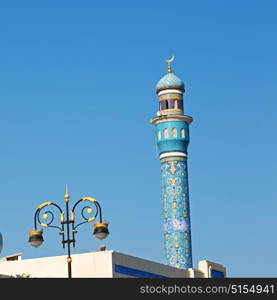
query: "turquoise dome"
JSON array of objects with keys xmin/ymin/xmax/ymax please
[{"xmin": 156, "ymin": 72, "xmax": 184, "ymax": 93}]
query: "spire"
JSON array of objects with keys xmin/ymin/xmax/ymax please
[
  {"xmin": 165, "ymin": 55, "xmax": 175, "ymax": 73},
  {"xmin": 64, "ymin": 184, "xmax": 70, "ymax": 202}
]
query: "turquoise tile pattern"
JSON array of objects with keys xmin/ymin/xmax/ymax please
[{"xmin": 161, "ymin": 157, "xmax": 192, "ymax": 269}]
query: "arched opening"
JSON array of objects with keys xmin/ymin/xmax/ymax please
[
  {"xmin": 164, "ymin": 128, "xmax": 169, "ymax": 138},
  {"xmin": 158, "ymin": 130, "xmax": 161, "ymax": 140},
  {"xmin": 181, "ymin": 128, "xmax": 185, "ymax": 138},
  {"xmin": 172, "ymin": 128, "xmax": 177, "ymax": 138}
]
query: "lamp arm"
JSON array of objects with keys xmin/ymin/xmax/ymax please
[
  {"xmin": 72, "ymin": 198, "xmax": 99, "ymax": 229},
  {"xmin": 94, "ymin": 201, "xmax": 103, "ymax": 222},
  {"xmin": 35, "ymin": 202, "xmax": 64, "ymax": 231}
]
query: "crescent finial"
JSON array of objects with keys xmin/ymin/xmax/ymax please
[{"xmin": 165, "ymin": 55, "xmax": 175, "ymax": 72}]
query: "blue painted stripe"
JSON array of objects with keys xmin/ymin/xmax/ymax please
[
  {"xmin": 114, "ymin": 264, "xmax": 168, "ymax": 278},
  {"xmin": 211, "ymin": 269, "xmax": 225, "ymax": 278}
]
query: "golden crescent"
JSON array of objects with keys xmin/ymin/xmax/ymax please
[{"xmin": 166, "ymin": 55, "xmax": 175, "ymax": 63}]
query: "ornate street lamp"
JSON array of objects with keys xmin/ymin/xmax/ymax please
[{"xmin": 28, "ymin": 185, "xmax": 109, "ymax": 278}]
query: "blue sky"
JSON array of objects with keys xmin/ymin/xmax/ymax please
[{"xmin": 0, "ymin": 0, "xmax": 276, "ymax": 277}]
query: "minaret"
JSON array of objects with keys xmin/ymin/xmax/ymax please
[{"xmin": 151, "ymin": 57, "xmax": 193, "ymax": 269}]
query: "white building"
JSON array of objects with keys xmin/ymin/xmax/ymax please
[{"xmin": 0, "ymin": 250, "xmax": 226, "ymax": 278}]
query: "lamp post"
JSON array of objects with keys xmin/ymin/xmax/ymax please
[{"xmin": 28, "ymin": 185, "xmax": 109, "ymax": 278}]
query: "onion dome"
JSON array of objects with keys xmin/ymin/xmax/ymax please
[
  {"xmin": 156, "ymin": 72, "xmax": 184, "ymax": 93},
  {"xmin": 156, "ymin": 56, "xmax": 184, "ymax": 93}
]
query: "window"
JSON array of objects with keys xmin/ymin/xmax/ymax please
[
  {"xmin": 164, "ymin": 128, "xmax": 169, "ymax": 138},
  {"xmin": 160, "ymin": 101, "xmax": 168, "ymax": 110},
  {"xmin": 172, "ymin": 128, "xmax": 177, "ymax": 138},
  {"xmin": 168, "ymin": 100, "xmax": 175, "ymax": 109},
  {"xmin": 158, "ymin": 130, "xmax": 161, "ymax": 140},
  {"xmin": 177, "ymin": 100, "xmax": 183, "ymax": 109},
  {"xmin": 181, "ymin": 128, "xmax": 185, "ymax": 138}
]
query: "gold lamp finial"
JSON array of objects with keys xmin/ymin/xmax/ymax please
[
  {"xmin": 165, "ymin": 55, "xmax": 175, "ymax": 73},
  {"xmin": 65, "ymin": 184, "xmax": 70, "ymax": 202}
]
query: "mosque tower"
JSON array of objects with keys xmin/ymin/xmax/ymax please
[{"xmin": 151, "ymin": 57, "xmax": 193, "ymax": 269}]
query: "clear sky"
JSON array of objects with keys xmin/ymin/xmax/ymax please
[{"xmin": 0, "ymin": 0, "xmax": 276, "ymax": 277}]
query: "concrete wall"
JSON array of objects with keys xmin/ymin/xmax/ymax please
[
  {"xmin": 198, "ymin": 260, "xmax": 226, "ymax": 278},
  {"xmin": 0, "ymin": 250, "xmax": 226, "ymax": 278},
  {"xmin": 0, "ymin": 251, "xmax": 113, "ymax": 278},
  {"xmin": 112, "ymin": 251, "xmax": 190, "ymax": 278}
]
